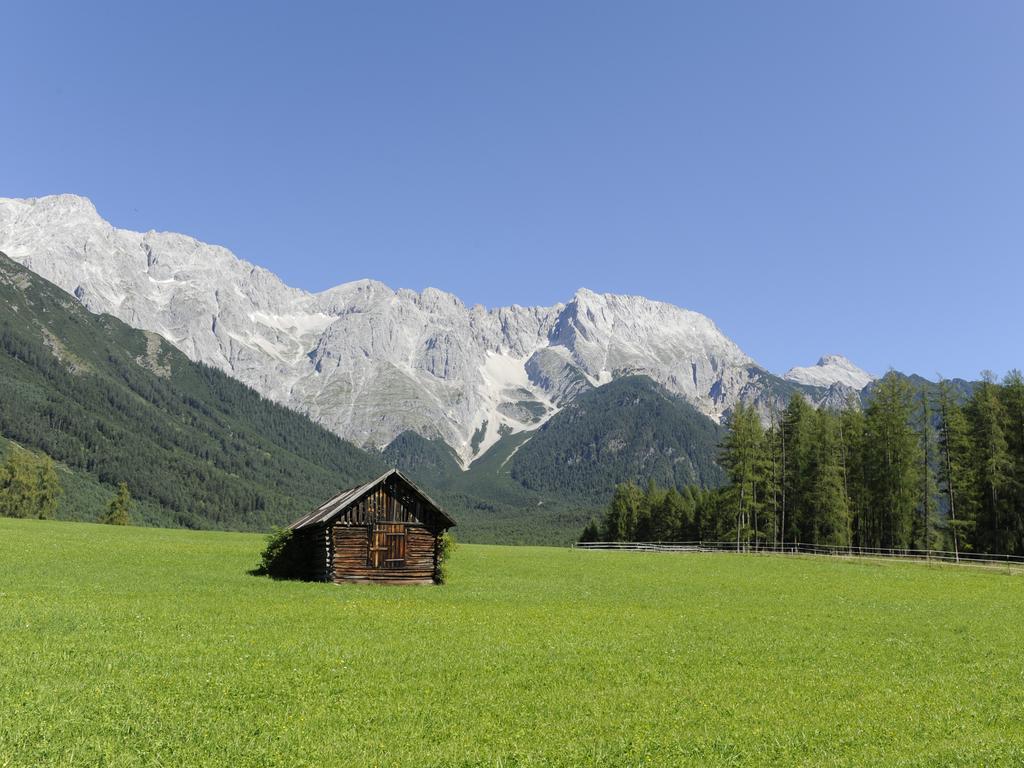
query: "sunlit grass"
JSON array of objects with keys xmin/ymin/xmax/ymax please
[{"xmin": 1, "ymin": 518, "xmax": 1022, "ymax": 766}]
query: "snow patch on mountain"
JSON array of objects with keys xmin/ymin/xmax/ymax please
[{"xmin": 784, "ymin": 354, "xmax": 874, "ymax": 390}]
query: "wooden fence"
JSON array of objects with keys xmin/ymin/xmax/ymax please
[{"xmin": 571, "ymin": 540, "xmax": 1024, "ymax": 574}]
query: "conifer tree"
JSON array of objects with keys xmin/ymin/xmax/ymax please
[
  {"xmin": 999, "ymin": 370, "xmax": 1024, "ymax": 551},
  {"xmin": 966, "ymin": 373, "xmax": 1012, "ymax": 552},
  {"xmin": 781, "ymin": 395, "xmax": 815, "ymax": 545},
  {"xmin": 651, "ymin": 487, "xmax": 688, "ymax": 541},
  {"xmin": 690, "ymin": 485, "xmax": 724, "ymax": 540},
  {"xmin": 101, "ymin": 482, "xmax": 132, "ymax": 525},
  {"xmin": 35, "ymin": 455, "xmax": 60, "ymax": 520},
  {"xmin": 839, "ymin": 397, "xmax": 867, "ymax": 548},
  {"xmin": 763, "ymin": 418, "xmax": 784, "ymax": 546},
  {"xmin": 719, "ymin": 403, "xmax": 765, "ymax": 550},
  {"xmin": 864, "ymin": 373, "xmax": 921, "ymax": 549},
  {"xmin": 603, "ymin": 482, "xmax": 643, "ymax": 541},
  {"xmin": 1001, "ymin": 370, "xmax": 1024, "ymax": 462},
  {"xmin": 808, "ymin": 409, "xmax": 850, "ymax": 546},
  {"xmin": 579, "ymin": 518, "xmax": 602, "ymax": 543},
  {"xmin": 936, "ymin": 379, "xmax": 974, "ymax": 557},
  {"xmin": 634, "ymin": 480, "xmax": 667, "ymax": 540},
  {"xmin": 913, "ymin": 385, "xmax": 939, "ymax": 550}
]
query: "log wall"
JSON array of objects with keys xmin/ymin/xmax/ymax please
[{"xmin": 330, "ymin": 524, "xmax": 438, "ymax": 585}]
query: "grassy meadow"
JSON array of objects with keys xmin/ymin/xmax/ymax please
[{"xmin": 1, "ymin": 518, "xmax": 1023, "ymax": 767}]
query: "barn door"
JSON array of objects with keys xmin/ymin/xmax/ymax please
[{"xmin": 368, "ymin": 522, "xmax": 406, "ymax": 569}]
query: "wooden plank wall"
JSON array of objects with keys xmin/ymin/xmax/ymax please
[
  {"xmin": 331, "ymin": 479, "xmax": 448, "ymax": 534},
  {"xmin": 331, "ymin": 525, "xmax": 438, "ymax": 585}
]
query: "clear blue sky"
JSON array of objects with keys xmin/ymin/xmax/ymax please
[{"xmin": 5, "ymin": 2, "xmax": 1022, "ymax": 380}]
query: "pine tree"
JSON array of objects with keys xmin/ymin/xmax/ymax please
[
  {"xmin": 999, "ymin": 371, "xmax": 1024, "ymax": 552},
  {"xmin": 634, "ymin": 480, "xmax": 667, "ymax": 541},
  {"xmin": 101, "ymin": 482, "xmax": 132, "ymax": 526},
  {"xmin": 678, "ymin": 487, "xmax": 699, "ymax": 540},
  {"xmin": 808, "ymin": 409, "xmax": 850, "ymax": 546},
  {"xmin": 579, "ymin": 518, "xmax": 602, "ymax": 543},
  {"xmin": 966, "ymin": 373, "xmax": 1012, "ymax": 553},
  {"xmin": 719, "ymin": 403, "xmax": 765, "ymax": 550},
  {"xmin": 839, "ymin": 396, "xmax": 867, "ymax": 548},
  {"xmin": 781, "ymin": 395, "xmax": 815, "ymax": 545},
  {"xmin": 913, "ymin": 385, "xmax": 939, "ymax": 551},
  {"xmin": 864, "ymin": 373, "xmax": 922, "ymax": 549},
  {"xmin": 1002, "ymin": 371, "xmax": 1024, "ymax": 462},
  {"xmin": 34, "ymin": 454, "xmax": 60, "ymax": 520},
  {"xmin": 763, "ymin": 418, "xmax": 784, "ymax": 546},
  {"xmin": 650, "ymin": 487, "xmax": 688, "ymax": 541},
  {"xmin": 689, "ymin": 485, "xmax": 724, "ymax": 540},
  {"xmin": 603, "ymin": 482, "xmax": 643, "ymax": 541},
  {"xmin": 936, "ymin": 379, "xmax": 974, "ymax": 557}
]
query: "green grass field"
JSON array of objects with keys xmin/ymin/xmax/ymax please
[{"xmin": 2, "ymin": 518, "xmax": 1023, "ymax": 767}]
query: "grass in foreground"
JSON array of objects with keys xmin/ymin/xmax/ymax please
[{"xmin": 1, "ymin": 518, "xmax": 1023, "ymax": 767}]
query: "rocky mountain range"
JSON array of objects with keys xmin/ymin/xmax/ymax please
[{"xmin": 0, "ymin": 194, "xmax": 875, "ymax": 466}]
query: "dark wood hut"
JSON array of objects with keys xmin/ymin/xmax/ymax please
[{"xmin": 288, "ymin": 469, "xmax": 455, "ymax": 585}]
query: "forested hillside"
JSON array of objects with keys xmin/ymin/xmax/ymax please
[
  {"xmin": 510, "ymin": 376, "xmax": 725, "ymax": 500},
  {"xmin": 0, "ymin": 252, "xmax": 384, "ymax": 530},
  {"xmin": 382, "ymin": 376, "xmax": 727, "ymax": 543}
]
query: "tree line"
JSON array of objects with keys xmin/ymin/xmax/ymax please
[
  {"xmin": 579, "ymin": 481, "xmax": 722, "ymax": 543},
  {"xmin": 0, "ymin": 445, "xmax": 134, "ymax": 524},
  {"xmin": 582, "ymin": 371, "xmax": 1024, "ymax": 556}
]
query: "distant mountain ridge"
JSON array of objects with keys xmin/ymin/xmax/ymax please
[{"xmin": 0, "ymin": 194, "xmax": 865, "ymax": 467}]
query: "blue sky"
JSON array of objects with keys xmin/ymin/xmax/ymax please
[{"xmin": 5, "ymin": 2, "xmax": 1022, "ymax": 380}]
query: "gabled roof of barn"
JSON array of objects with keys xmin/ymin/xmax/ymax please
[{"xmin": 288, "ymin": 468, "xmax": 456, "ymax": 530}]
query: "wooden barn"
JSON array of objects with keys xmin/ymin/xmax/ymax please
[{"xmin": 287, "ymin": 469, "xmax": 456, "ymax": 585}]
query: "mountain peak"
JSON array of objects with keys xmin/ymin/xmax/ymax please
[
  {"xmin": 817, "ymin": 354, "xmax": 854, "ymax": 368},
  {"xmin": 784, "ymin": 354, "xmax": 874, "ymax": 390},
  {"xmin": 1, "ymin": 193, "xmax": 98, "ymax": 216}
]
